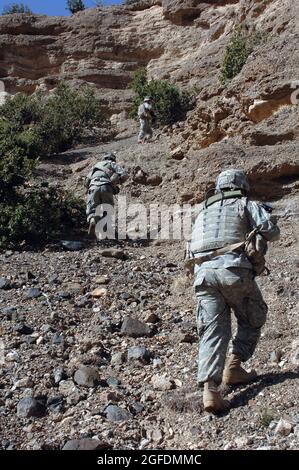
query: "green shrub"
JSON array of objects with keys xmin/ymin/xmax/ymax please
[
  {"xmin": 0, "ymin": 118, "xmax": 37, "ymax": 198},
  {"xmin": 130, "ymin": 68, "xmax": 195, "ymax": 126},
  {"xmin": 0, "ymin": 82, "xmax": 104, "ymax": 157},
  {"xmin": 67, "ymin": 0, "xmax": 85, "ymax": 14},
  {"xmin": 0, "ymin": 186, "xmax": 85, "ymax": 248},
  {"xmin": 220, "ymin": 29, "xmax": 264, "ymax": 84},
  {"xmin": 0, "ymin": 83, "xmax": 98, "ymax": 248},
  {"xmin": 2, "ymin": 2, "xmax": 32, "ymax": 14}
]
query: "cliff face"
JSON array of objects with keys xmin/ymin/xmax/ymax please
[
  {"xmin": 1, "ymin": 0, "xmax": 297, "ymax": 116},
  {"xmin": 0, "ymin": 0, "xmax": 298, "ymax": 151}
]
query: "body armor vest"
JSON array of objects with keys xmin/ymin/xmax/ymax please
[
  {"xmin": 190, "ymin": 193, "xmax": 249, "ymax": 254},
  {"xmin": 87, "ymin": 161, "xmax": 114, "ymax": 187}
]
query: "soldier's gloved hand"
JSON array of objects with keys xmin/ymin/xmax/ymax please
[
  {"xmin": 110, "ymin": 174, "xmax": 120, "ymax": 185},
  {"xmin": 256, "ymin": 234, "xmax": 268, "ymax": 255}
]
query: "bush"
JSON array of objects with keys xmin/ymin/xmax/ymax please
[
  {"xmin": 0, "ymin": 186, "xmax": 85, "ymax": 248},
  {"xmin": 0, "ymin": 83, "xmax": 104, "ymax": 157},
  {"xmin": 0, "ymin": 83, "xmax": 98, "ymax": 248},
  {"xmin": 67, "ymin": 0, "xmax": 85, "ymax": 14},
  {"xmin": 2, "ymin": 2, "xmax": 32, "ymax": 14},
  {"xmin": 220, "ymin": 29, "xmax": 264, "ymax": 83},
  {"xmin": 0, "ymin": 118, "xmax": 37, "ymax": 198},
  {"xmin": 38, "ymin": 83, "xmax": 104, "ymax": 154},
  {"xmin": 130, "ymin": 68, "xmax": 195, "ymax": 126}
]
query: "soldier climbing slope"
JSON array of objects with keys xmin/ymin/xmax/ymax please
[
  {"xmin": 85, "ymin": 153, "xmax": 128, "ymax": 239},
  {"xmin": 185, "ymin": 169, "xmax": 280, "ymax": 414},
  {"xmin": 138, "ymin": 96, "xmax": 156, "ymax": 144}
]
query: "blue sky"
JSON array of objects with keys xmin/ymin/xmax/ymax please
[{"xmin": 0, "ymin": 1, "xmax": 122, "ymax": 16}]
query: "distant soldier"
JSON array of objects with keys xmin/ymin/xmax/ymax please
[
  {"xmin": 186, "ymin": 169, "xmax": 280, "ymax": 414},
  {"xmin": 138, "ymin": 96, "xmax": 156, "ymax": 144},
  {"xmin": 85, "ymin": 153, "xmax": 128, "ymax": 238}
]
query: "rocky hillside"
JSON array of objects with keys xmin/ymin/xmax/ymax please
[
  {"xmin": 0, "ymin": 0, "xmax": 298, "ymax": 451},
  {"xmin": 1, "ymin": 0, "xmax": 297, "ymax": 114}
]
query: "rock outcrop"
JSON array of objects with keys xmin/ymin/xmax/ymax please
[{"xmin": 2, "ymin": 0, "xmax": 297, "ymax": 118}]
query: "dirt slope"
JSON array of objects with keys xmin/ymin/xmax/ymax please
[{"xmin": 0, "ymin": 122, "xmax": 298, "ymax": 450}]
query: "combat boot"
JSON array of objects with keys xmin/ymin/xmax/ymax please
[
  {"xmin": 223, "ymin": 353, "xmax": 257, "ymax": 385},
  {"xmin": 88, "ymin": 217, "xmax": 96, "ymax": 237},
  {"xmin": 203, "ymin": 380, "xmax": 230, "ymax": 414}
]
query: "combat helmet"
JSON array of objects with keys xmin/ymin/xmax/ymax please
[
  {"xmin": 144, "ymin": 96, "xmax": 154, "ymax": 102},
  {"xmin": 215, "ymin": 169, "xmax": 250, "ymax": 194},
  {"xmin": 103, "ymin": 152, "xmax": 117, "ymax": 162}
]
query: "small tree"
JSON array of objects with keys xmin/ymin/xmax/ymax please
[
  {"xmin": 220, "ymin": 29, "xmax": 265, "ymax": 84},
  {"xmin": 2, "ymin": 3, "xmax": 32, "ymax": 15},
  {"xmin": 130, "ymin": 68, "xmax": 195, "ymax": 126},
  {"xmin": 67, "ymin": 0, "xmax": 85, "ymax": 14}
]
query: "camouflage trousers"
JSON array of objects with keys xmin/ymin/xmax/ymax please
[
  {"xmin": 195, "ymin": 268, "xmax": 268, "ymax": 384},
  {"xmin": 86, "ymin": 184, "xmax": 114, "ymax": 223},
  {"xmin": 138, "ymin": 118, "xmax": 153, "ymax": 142}
]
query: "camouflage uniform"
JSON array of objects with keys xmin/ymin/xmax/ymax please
[
  {"xmin": 85, "ymin": 155, "xmax": 128, "ymax": 224},
  {"xmin": 190, "ymin": 173, "xmax": 280, "ymax": 385},
  {"xmin": 138, "ymin": 98, "xmax": 155, "ymax": 142}
]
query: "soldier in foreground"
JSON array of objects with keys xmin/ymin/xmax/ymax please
[
  {"xmin": 186, "ymin": 169, "xmax": 280, "ymax": 414},
  {"xmin": 85, "ymin": 153, "xmax": 128, "ymax": 239},
  {"xmin": 138, "ymin": 96, "xmax": 156, "ymax": 144}
]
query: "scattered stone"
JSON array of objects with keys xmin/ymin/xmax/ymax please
[
  {"xmin": 48, "ymin": 275, "xmax": 61, "ymax": 285},
  {"xmin": 12, "ymin": 377, "xmax": 34, "ymax": 390},
  {"xmin": 110, "ymin": 352, "xmax": 126, "ymax": 365},
  {"xmin": 101, "ymin": 390, "xmax": 122, "ymax": 403},
  {"xmin": 26, "ymin": 288, "xmax": 41, "ymax": 299},
  {"xmin": 235, "ymin": 436, "xmax": 253, "ymax": 447},
  {"xmin": 47, "ymin": 396, "xmax": 64, "ymax": 413},
  {"xmin": 146, "ymin": 174, "xmax": 162, "ymax": 186},
  {"xmin": 149, "ymin": 428, "xmax": 164, "ymax": 444},
  {"xmin": 274, "ymin": 419, "xmax": 294, "ymax": 436},
  {"xmin": 74, "ymin": 365, "xmax": 100, "ymax": 388},
  {"xmin": 133, "ymin": 168, "xmax": 147, "ymax": 184},
  {"xmin": 14, "ymin": 323, "xmax": 33, "ymax": 335},
  {"xmin": 53, "ymin": 368, "xmax": 67, "ymax": 384},
  {"xmin": 17, "ymin": 397, "xmax": 46, "ymax": 418},
  {"xmin": 2, "ymin": 307, "xmax": 17, "ymax": 320},
  {"xmin": 127, "ymin": 346, "xmax": 152, "ymax": 363},
  {"xmin": 131, "ymin": 402, "xmax": 144, "ymax": 415},
  {"xmin": 105, "ymin": 405, "xmax": 132, "ymax": 422},
  {"xmin": 0, "ymin": 278, "xmax": 11, "ymax": 289},
  {"xmin": 178, "ymin": 332, "xmax": 197, "ymax": 344},
  {"xmin": 52, "ymin": 333, "xmax": 64, "ymax": 345},
  {"xmin": 107, "ymin": 377, "xmax": 121, "ymax": 389},
  {"xmin": 100, "ymin": 248, "xmax": 126, "ymax": 260},
  {"xmin": 62, "ymin": 439, "xmax": 110, "ymax": 450},
  {"xmin": 91, "ymin": 287, "xmax": 108, "ymax": 298},
  {"xmin": 57, "ymin": 291, "xmax": 72, "ymax": 300},
  {"xmin": 94, "ymin": 275, "xmax": 110, "ymax": 285},
  {"xmin": 76, "ymin": 295, "xmax": 92, "ymax": 308},
  {"xmin": 143, "ymin": 312, "xmax": 160, "ymax": 324},
  {"xmin": 121, "ymin": 316, "xmax": 152, "ymax": 338},
  {"xmin": 153, "ymin": 358, "xmax": 162, "ymax": 369},
  {"xmin": 61, "ymin": 241, "xmax": 83, "ymax": 251},
  {"xmin": 269, "ymin": 350, "xmax": 282, "ymax": 364},
  {"xmin": 59, "ymin": 380, "xmax": 77, "ymax": 396},
  {"xmin": 150, "ymin": 374, "xmax": 175, "ymax": 391},
  {"xmin": 170, "ymin": 146, "xmax": 184, "ymax": 160}
]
